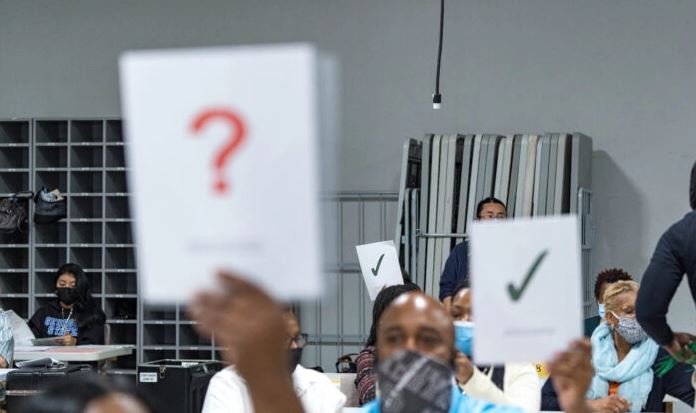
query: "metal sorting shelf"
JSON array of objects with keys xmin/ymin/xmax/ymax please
[{"xmin": 0, "ymin": 118, "xmax": 137, "ymax": 375}]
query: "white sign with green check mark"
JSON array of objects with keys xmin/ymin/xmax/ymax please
[
  {"xmin": 470, "ymin": 216, "xmax": 583, "ymax": 364},
  {"xmin": 356, "ymin": 240, "xmax": 403, "ymax": 300}
]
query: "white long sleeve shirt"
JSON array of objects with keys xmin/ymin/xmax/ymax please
[
  {"xmin": 459, "ymin": 363, "xmax": 541, "ymax": 412},
  {"xmin": 202, "ymin": 365, "xmax": 346, "ymax": 413}
]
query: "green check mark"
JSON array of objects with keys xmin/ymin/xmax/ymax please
[
  {"xmin": 507, "ymin": 249, "xmax": 549, "ymax": 302},
  {"xmin": 371, "ymin": 253, "xmax": 385, "ymax": 276}
]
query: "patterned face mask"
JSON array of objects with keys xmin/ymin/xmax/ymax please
[
  {"xmin": 377, "ymin": 350, "xmax": 452, "ymax": 413},
  {"xmin": 611, "ymin": 311, "xmax": 647, "ymax": 344}
]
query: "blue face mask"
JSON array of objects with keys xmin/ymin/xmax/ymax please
[
  {"xmin": 598, "ymin": 303, "xmax": 606, "ymax": 319},
  {"xmin": 454, "ymin": 321, "xmax": 474, "ymax": 357}
]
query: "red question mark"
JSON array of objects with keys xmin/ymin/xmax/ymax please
[{"xmin": 191, "ymin": 108, "xmax": 247, "ymax": 194}]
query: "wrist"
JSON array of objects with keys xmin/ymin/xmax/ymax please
[{"xmin": 566, "ymin": 400, "xmax": 592, "ymax": 413}]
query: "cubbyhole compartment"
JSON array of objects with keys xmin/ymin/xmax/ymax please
[
  {"xmin": 70, "ymin": 222, "xmax": 102, "ymax": 244},
  {"xmin": 106, "ymin": 146, "xmax": 125, "ymax": 167},
  {"xmin": 35, "ymin": 271, "xmax": 58, "ymax": 294},
  {"xmin": 70, "ymin": 171, "xmax": 103, "ymax": 193},
  {"xmin": 0, "ymin": 122, "xmax": 30, "ymax": 144},
  {"xmin": 106, "ymin": 297, "xmax": 137, "ymax": 320},
  {"xmin": 179, "ymin": 324, "xmax": 211, "ymax": 346},
  {"xmin": 0, "ymin": 172, "xmax": 29, "ymax": 193},
  {"xmin": 105, "ymin": 197, "xmax": 130, "ymax": 218},
  {"xmin": 70, "ymin": 247, "xmax": 101, "ymax": 269},
  {"xmin": 0, "ymin": 273, "xmax": 28, "ymax": 294},
  {"xmin": 35, "ymin": 171, "xmax": 68, "ymax": 193},
  {"xmin": 0, "ymin": 147, "xmax": 29, "ymax": 168},
  {"xmin": 0, "ymin": 248, "xmax": 28, "ymax": 269},
  {"xmin": 0, "ymin": 230, "xmax": 28, "ymax": 245},
  {"xmin": 105, "ymin": 272, "xmax": 137, "ymax": 294},
  {"xmin": 180, "ymin": 350, "xmax": 215, "ymax": 360},
  {"xmin": 36, "ymin": 146, "xmax": 68, "ymax": 168},
  {"xmin": 35, "ymin": 247, "xmax": 67, "ymax": 270},
  {"xmin": 71, "ymin": 196, "xmax": 102, "ymax": 219},
  {"xmin": 105, "ymin": 171, "xmax": 128, "ymax": 193},
  {"xmin": 36, "ymin": 121, "xmax": 68, "ymax": 143},
  {"xmin": 143, "ymin": 305, "xmax": 176, "ymax": 321},
  {"xmin": 110, "ymin": 353, "xmax": 136, "ymax": 370},
  {"xmin": 34, "ymin": 297, "xmax": 56, "ymax": 313},
  {"xmin": 105, "ymin": 247, "xmax": 135, "ymax": 269},
  {"xmin": 144, "ymin": 324, "xmax": 176, "ymax": 346},
  {"xmin": 106, "ymin": 121, "xmax": 123, "ymax": 143},
  {"xmin": 107, "ymin": 323, "xmax": 137, "ymax": 345},
  {"xmin": 71, "ymin": 146, "xmax": 103, "ymax": 168},
  {"xmin": 105, "ymin": 222, "xmax": 132, "ymax": 244},
  {"xmin": 143, "ymin": 350, "xmax": 176, "ymax": 363},
  {"xmin": 35, "ymin": 222, "xmax": 67, "ymax": 244},
  {"xmin": 85, "ymin": 270, "xmax": 102, "ymax": 293},
  {"xmin": 3, "ymin": 297, "xmax": 28, "ymax": 318},
  {"xmin": 71, "ymin": 120, "xmax": 103, "ymax": 143}
]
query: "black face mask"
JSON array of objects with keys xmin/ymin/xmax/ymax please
[
  {"xmin": 288, "ymin": 348, "xmax": 303, "ymax": 373},
  {"xmin": 377, "ymin": 350, "xmax": 452, "ymax": 413},
  {"xmin": 56, "ymin": 287, "xmax": 79, "ymax": 305}
]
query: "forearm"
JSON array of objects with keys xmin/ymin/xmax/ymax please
[{"xmin": 244, "ymin": 370, "xmax": 304, "ymax": 413}]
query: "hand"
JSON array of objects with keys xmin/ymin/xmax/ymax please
[
  {"xmin": 56, "ymin": 334, "xmax": 77, "ymax": 346},
  {"xmin": 587, "ymin": 396, "xmax": 631, "ymax": 413},
  {"xmin": 442, "ymin": 296, "xmax": 452, "ymax": 313},
  {"xmin": 548, "ymin": 339, "xmax": 594, "ymax": 413},
  {"xmin": 664, "ymin": 332, "xmax": 696, "ymax": 362},
  {"xmin": 189, "ymin": 272, "xmax": 303, "ymax": 413},
  {"xmin": 454, "ymin": 351, "xmax": 474, "ymax": 384}
]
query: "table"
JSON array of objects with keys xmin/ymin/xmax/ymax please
[{"xmin": 14, "ymin": 345, "xmax": 134, "ymax": 362}]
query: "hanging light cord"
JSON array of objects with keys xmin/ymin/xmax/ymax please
[{"xmin": 432, "ymin": 0, "xmax": 444, "ymax": 109}]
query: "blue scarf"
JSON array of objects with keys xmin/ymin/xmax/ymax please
[{"xmin": 587, "ymin": 323, "xmax": 659, "ymax": 412}]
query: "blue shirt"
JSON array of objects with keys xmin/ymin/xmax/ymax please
[
  {"xmin": 439, "ymin": 240, "xmax": 469, "ymax": 301},
  {"xmin": 361, "ymin": 386, "xmax": 524, "ymax": 413}
]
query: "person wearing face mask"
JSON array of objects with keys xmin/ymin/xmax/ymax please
[
  {"xmin": 542, "ymin": 281, "xmax": 694, "ymax": 412},
  {"xmin": 584, "ymin": 269, "xmax": 634, "ymax": 337},
  {"xmin": 201, "ymin": 308, "xmax": 345, "ymax": 413},
  {"xmin": 28, "ymin": 263, "xmax": 106, "ymax": 345},
  {"xmin": 439, "ymin": 197, "xmax": 507, "ymax": 311},
  {"xmin": 449, "ymin": 282, "xmax": 540, "ymax": 411}
]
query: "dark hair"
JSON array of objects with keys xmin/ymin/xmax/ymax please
[
  {"xmin": 476, "ymin": 197, "xmax": 507, "ymax": 218},
  {"xmin": 365, "ymin": 283, "xmax": 421, "ymax": 347},
  {"xmin": 451, "ymin": 279, "xmax": 471, "ymax": 300},
  {"xmin": 55, "ymin": 263, "xmax": 105, "ymax": 330},
  {"xmin": 16, "ymin": 374, "xmax": 157, "ymax": 413},
  {"xmin": 690, "ymin": 161, "xmax": 696, "ymax": 210},
  {"xmin": 594, "ymin": 268, "xmax": 633, "ymax": 301}
]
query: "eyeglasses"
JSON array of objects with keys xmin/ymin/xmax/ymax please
[{"xmin": 287, "ymin": 333, "xmax": 308, "ymax": 348}]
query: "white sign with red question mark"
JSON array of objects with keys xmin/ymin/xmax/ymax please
[{"xmin": 119, "ymin": 44, "xmax": 323, "ymax": 303}]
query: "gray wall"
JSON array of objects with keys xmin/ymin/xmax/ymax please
[{"xmin": 1, "ymin": 1, "xmax": 695, "ymax": 329}]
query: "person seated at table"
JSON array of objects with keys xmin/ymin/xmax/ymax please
[
  {"xmin": 541, "ymin": 280, "xmax": 694, "ymax": 412},
  {"xmin": 28, "ymin": 263, "xmax": 106, "ymax": 345},
  {"xmin": 201, "ymin": 307, "xmax": 345, "ymax": 413},
  {"xmin": 448, "ymin": 281, "xmax": 540, "ymax": 411},
  {"xmin": 439, "ymin": 197, "xmax": 507, "ymax": 311},
  {"xmin": 16, "ymin": 374, "xmax": 157, "ymax": 413},
  {"xmin": 584, "ymin": 268, "xmax": 633, "ymax": 337},
  {"xmin": 355, "ymin": 283, "xmax": 421, "ymax": 405},
  {"xmin": 0, "ymin": 303, "xmax": 14, "ymax": 368},
  {"xmin": 190, "ymin": 272, "xmax": 595, "ymax": 413}
]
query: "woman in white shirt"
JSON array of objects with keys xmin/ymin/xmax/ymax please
[
  {"xmin": 202, "ymin": 310, "xmax": 345, "ymax": 413},
  {"xmin": 449, "ymin": 282, "xmax": 541, "ymax": 412}
]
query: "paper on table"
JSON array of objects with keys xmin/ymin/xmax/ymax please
[
  {"xmin": 470, "ymin": 216, "xmax": 583, "ymax": 364},
  {"xmin": 355, "ymin": 241, "xmax": 403, "ymax": 300},
  {"xmin": 119, "ymin": 44, "xmax": 324, "ymax": 302}
]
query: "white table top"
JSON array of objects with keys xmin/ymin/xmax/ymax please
[{"xmin": 14, "ymin": 345, "xmax": 134, "ymax": 362}]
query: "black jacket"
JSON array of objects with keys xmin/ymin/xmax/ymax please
[
  {"xmin": 439, "ymin": 240, "xmax": 469, "ymax": 300},
  {"xmin": 637, "ymin": 211, "xmax": 696, "ymax": 346},
  {"xmin": 541, "ymin": 348, "xmax": 694, "ymax": 412},
  {"xmin": 28, "ymin": 300, "xmax": 105, "ymax": 345}
]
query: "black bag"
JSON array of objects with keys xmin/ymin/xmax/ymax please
[
  {"xmin": 0, "ymin": 193, "xmax": 30, "ymax": 234},
  {"xmin": 335, "ymin": 353, "xmax": 358, "ymax": 373},
  {"xmin": 34, "ymin": 187, "xmax": 67, "ymax": 224}
]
